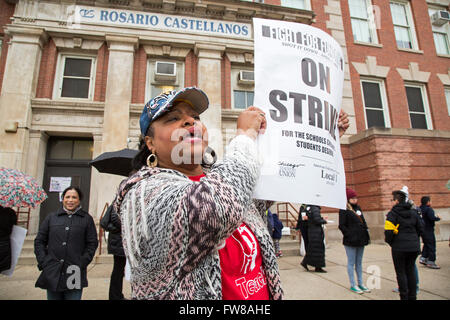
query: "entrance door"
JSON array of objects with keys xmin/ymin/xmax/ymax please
[{"xmin": 39, "ymin": 137, "xmax": 93, "ymax": 225}]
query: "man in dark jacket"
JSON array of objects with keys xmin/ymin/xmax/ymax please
[
  {"xmin": 385, "ymin": 190, "xmax": 424, "ymax": 300},
  {"xmin": 0, "ymin": 206, "xmax": 17, "ymax": 273},
  {"xmin": 34, "ymin": 187, "xmax": 98, "ymax": 300},
  {"xmin": 301, "ymin": 205, "xmax": 327, "ymax": 273},
  {"xmin": 419, "ymin": 196, "xmax": 440, "ymax": 269}
]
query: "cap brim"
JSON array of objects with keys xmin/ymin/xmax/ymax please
[{"xmin": 170, "ymin": 88, "xmax": 209, "ymax": 114}]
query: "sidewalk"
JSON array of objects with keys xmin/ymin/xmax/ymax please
[{"xmin": 1, "ymin": 241, "xmax": 448, "ymax": 300}]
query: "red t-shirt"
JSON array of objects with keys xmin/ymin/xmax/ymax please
[{"xmin": 188, "ymin": 174, "xmax": 270, "ymax": 300}]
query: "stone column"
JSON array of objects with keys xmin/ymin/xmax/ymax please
[
  {"xmin": 195, "ymin": 44, "xmax": 225, "ymax": 159},
  {"xmin": 0, "ymin": 26, "xmax": 47, "ymax": 170},
  {"xmin": 102, "ymin": 35, "xmax": 138, "ymax": 152},
  {"xmin": 96, "ymin": 35, "xmax": 138, "ymax": 217},
  {"xmin": 26, "ymin": 130, "xmax": 48, "ymax": 234}
]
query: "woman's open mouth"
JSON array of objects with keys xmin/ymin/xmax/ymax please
[{"xmin": 181, "ymin": 127, "xmax": 203, "ymax": 144}]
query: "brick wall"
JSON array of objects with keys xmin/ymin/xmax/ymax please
[
  {"xmin": 93, "ymin": 43, "xmax": 109, "ymax": 102},
  {"xmin": 131, "ymin": 45, "xmax": 146, "ymax": 104},
  {"xmin": 340, "ymin": 0, "xmax": 450, "ymax": 133},
  {"xmin": 0, "ymin": 0, "xmax": 15, "ymax": 94},
  {"xmin": 221, "ymin": 53, "xmax": 231, "ymax": 109},
  {"xmin": 346, "ymin": 130, "xmax": 450, "ymax": 212},
  {"xmin": 35, "ymin": 39, "xmax": 57, "ymax": 99},
  {"xmin": 185, "ymin": 49, "xmax": 198, "ymax": 87}
]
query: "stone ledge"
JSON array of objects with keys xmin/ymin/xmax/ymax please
[
  {"xmin": 345, "ymin": 127, "xmax": 450, "ymax": 145},
  {"xmin": 31, "ymin": 98, "xmax": 105, "ymax": 113}
]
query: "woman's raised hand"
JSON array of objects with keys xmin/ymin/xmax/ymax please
[{"xmin": 237, "ymin": 106, "xmax": 267, "ymax": 140}]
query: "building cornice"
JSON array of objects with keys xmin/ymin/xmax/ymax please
[{"xmin": 15, "ymin": 0, "xmax": 314, "ymax": 25}]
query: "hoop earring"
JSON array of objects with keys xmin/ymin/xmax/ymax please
[
  {"xmin": 146, "ymin": 153, "xmax": 158, "ymax": 168},
  {"xmin": 202, "ymin": 146, "xmax": 217, "ymax": 166}
]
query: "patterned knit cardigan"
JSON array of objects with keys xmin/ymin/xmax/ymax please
[{"xmin": 114, "ymin": 135, "xmax": 283, "ymax": 300}]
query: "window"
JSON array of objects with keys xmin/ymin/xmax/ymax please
[
  {"xmin": 56, "ymin": 55, "xmax": 96, "ymax": 99},
  {"xmin": 405, "ymin": 85, "xmax": 432, "ymax": 129},
  {"xmin": 445, "ymin": 88, "xmax": 450, "ymax": 116},
  {"xmin": 146, "ymin": 59, "xmax": 184, "ymax": 101},
  {"xmin": 361, "ymin": 80, "xmax": 391, "ymax": 128},
  {"xmin": 349, "ymin": 0, "xmax": 378, "ymax": 43},
  {"xmin": 429, "ymin": 8, "xmax": 450, "ymax": 56},
  {"xmin": 48, "ymin": 138, "xmax": 93, "ymax": 160},
  {"xmin": 390, "ymin": 1, "xmax": 418, "ymax": 50},
  {"xmin": 234, "ymin": 90, "xmax": 254, "ymax": 109},
  {"xmin": 231, "ymin": 68, "xmax": 254, "ymax": 110},
  {"xmin": 281, "ymin": 0, "xmax": 308, "ymax": 10}
]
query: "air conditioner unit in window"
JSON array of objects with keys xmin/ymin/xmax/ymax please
[
  {"xmin": 238, "ymin": 70, "xmax": 254, "ymax": 85},
  {"xmin": 431, "ymin": 10, "xmax": 450, "ymax": 26},
  {"xmin": 155, "ymin": 61, "xmax": 177, "ymax": 81}
]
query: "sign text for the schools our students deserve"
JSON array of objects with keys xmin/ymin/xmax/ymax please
[{"xmin": 252, "ymin": 18, "xmax": 347, "ymax": 210}]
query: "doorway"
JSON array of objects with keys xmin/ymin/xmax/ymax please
[{"xmin": 39, "ymin": 137, "xmax": 93, "ymax": 224}]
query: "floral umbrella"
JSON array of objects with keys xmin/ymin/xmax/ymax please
[{"xmin": 0, "ymin": 167, "xmax": 48, "ymax": 208}]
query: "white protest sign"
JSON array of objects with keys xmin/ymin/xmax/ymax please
[{"xmin": 252, "ymin": 18, "xmax": 346, "ymax": 209}]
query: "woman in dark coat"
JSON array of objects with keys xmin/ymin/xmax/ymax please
[
  {"xmin": 0, "ymin": 206, "xmax": 17, "ymax": 272},
  {"xmin": 385, "ymin": 190, "xmax": 424, "ymax": 300},
  {"xmin": 34, "ymin": 186, "xmax": 98, "ymax": 300},
  {"xmin": 339, "ymin": 188, "xmax": 370, "ymax": 294},
  {"xmin": 300, "ymin": 205, "xmax": 327, "ymax": 272}
]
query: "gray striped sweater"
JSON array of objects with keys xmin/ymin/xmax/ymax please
[{"xmin": 114, "ymin": 134, "xmax": 283, "ymax": 300}]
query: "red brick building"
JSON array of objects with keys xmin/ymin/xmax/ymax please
[{"xmin": 0, "ymin": 0, "xmax": 448, "ymax": 241}]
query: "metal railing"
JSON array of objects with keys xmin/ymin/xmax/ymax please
[
  {"xmin": 276, "ymin": 202, "xmax": 299, "ymax": 229},
  {"xmin": 14, "ymin": 207, "xmax": 31, "ymax": 232}
]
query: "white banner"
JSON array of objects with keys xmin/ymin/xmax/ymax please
[{"xmin": 252, "ymin": 18, "xmax": 346, "ymax": 209}]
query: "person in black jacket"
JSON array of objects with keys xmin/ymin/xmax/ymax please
[
  {"xmin": 419, "ymin": 196, "xmax": 441, "ymax": 269},
  {"xmin": 34, "ymin": 186, "xmax": 98, "ymax": 300},
  {"xmin": 339, "ymin": 188, "xmax": 370, "ymax": 294},
  {"xmin": 103, "ymin": 205, "xmax": 127, "ymax": 300},
  {"xmin": 0, "ymin": 206, "xmax": 17, "ymax": 273},
  {"xmin": 300, "ymin": 205, "xmax": 327, "ymax": 272},
  {"xmin": 385, "ymin": 190, "xmax": 424, "ymax": 300}
]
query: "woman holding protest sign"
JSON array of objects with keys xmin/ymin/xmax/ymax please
[{"xmin": 114, "ymin": 87, "xmax": 349, "ymax": 300}]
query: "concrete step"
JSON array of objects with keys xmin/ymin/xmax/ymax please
[{"xmin": 17, "ymin": 255, "xmax": 37, "ymax": 265}]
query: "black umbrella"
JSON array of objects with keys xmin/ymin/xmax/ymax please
[{"xmin": 89, "ymin": 148, "xmax": 138, "ymax": 176}]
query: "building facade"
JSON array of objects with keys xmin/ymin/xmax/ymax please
[{"xmin": 0, "ymin": 0, "xmax": 448, "ymax": 241}]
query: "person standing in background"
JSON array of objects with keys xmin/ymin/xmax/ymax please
[
  {"xmin": 300, "ymin": 205, "xmax": 327, "ymax": 273},
  {"xmin": 385, "ymin": 190, "xmax": 423, "ymax": 300},
  {"xmin": 34, "ymin": 186, "xmax": 98, "ymax": 300},
  {"xmin": 0, "ymin": 206, "xmax": 17, "ymax": 273},
  {"xmin": 419, "ymin": 196, "xmax": 441, "ymax": 269},
  {"xmin": 272, "ymin": 213, "xmax": 284, "ymax": 258},
  {"xmin": 339, "ymin": 188, "xmax": 370, "ymax": 294}
]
